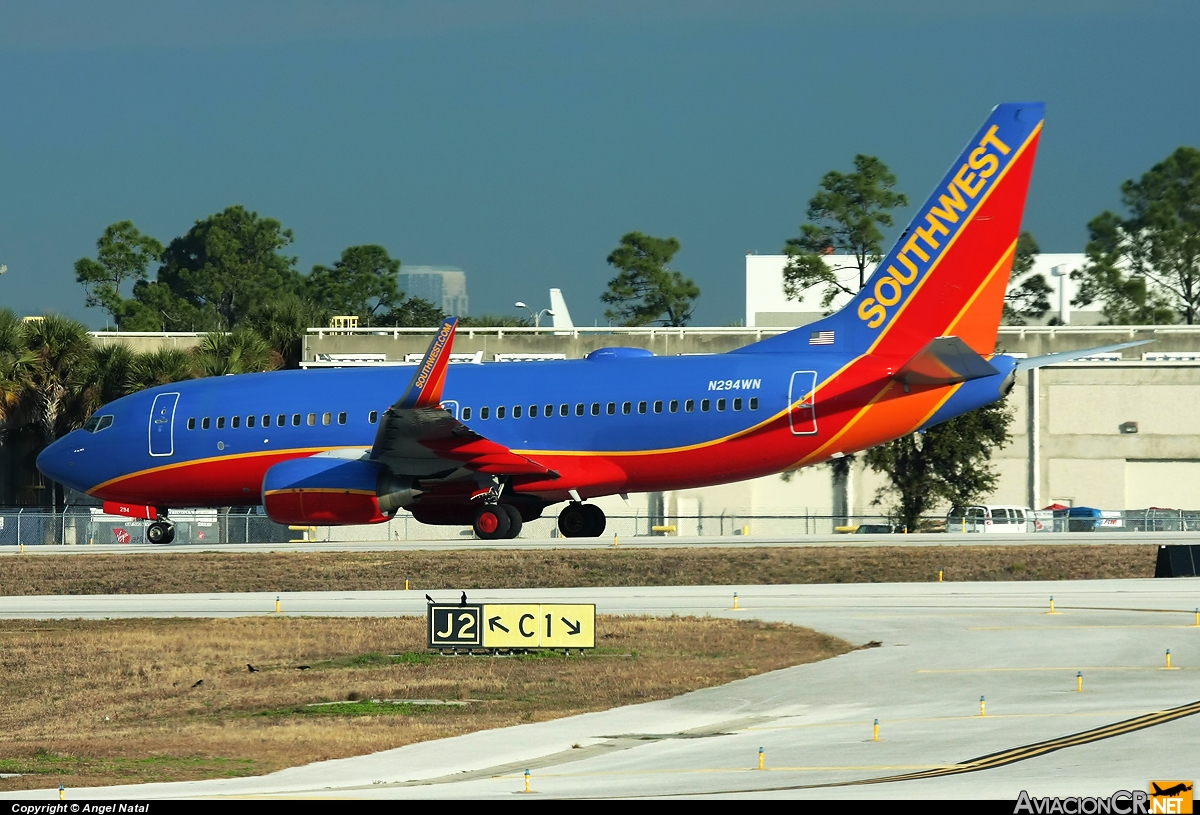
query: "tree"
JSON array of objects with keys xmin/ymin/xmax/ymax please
[
  {"xmin": 191, "ymin": 328, "xmax": 278, "ymax": 377},
  {"xmin": 864, "ymin": 400, "xmax": 1012, "ymax": 531},
  {"xmin": 601, "ymin": 232, "xmax": 699, "ymax": 326},
  {"xmin": 22, "ymin": 315, "xmax": 94, "ymax": 445},
  {"xmin": 74, "ymin": 221, "xmax": 164, "ymax": 329},
  {"xmin": 1072, "ymin": 146, "xmax": 1200, "ymax": 324},
  {"xmin": 157, "ymin": 205, "xmax": 300, "ymax": 329},
  {"xmin": 128, "ymin": 348, "xmax": 195, "ymax": 391},
  {"xmin": 306, "ymin": 245, "xmax": 401, "ymax": 324},
  {"xmin": 1002, "ymin": 232, "xmax": 1053, "ymax": 325},
  {"xmin": 782, "ymin": 155, "xmax": 908, "ymax": 309},
  {"xmin": 246, "ymin": 293, "xmax": 323, "ymax": 369},
  {"xmin": 0, "ymin": 308, "xmax": 35, "ymax": 441},
  {"xmin": 459, "ymin": 312, "xmax": 528, "ymax": 328},
  {"xmin": 68, "ymin": 344, "xmax": 137, "ymax": 420},
  {"xmin": 379, "ymin": 296, "xmax": 447, "ymax": 328}
]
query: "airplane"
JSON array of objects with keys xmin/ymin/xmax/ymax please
[
  {"xmin": 1152, "ymin": 783, "xmax": 1192, "ymax": 798},
  {"xmin": 36, "ymin": 102, "xmax": 1143, "ymax": 544}
]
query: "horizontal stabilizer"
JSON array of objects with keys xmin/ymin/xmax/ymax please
[
  {"xmin": 892, "ymin": 336, "xmax": 999, "ymax": 387},
  {"xmin": 1015, "ymin": 340, "xmax": 1152, "ymax": 371}
]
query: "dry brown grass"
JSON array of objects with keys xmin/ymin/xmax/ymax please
[
  {"xmin": 0, "ymin": 545, "xmax": 1155, "ymax": 596},
  {"xmin": 0, "ymin": 616, "xmax": 850, "ymax": 790}
]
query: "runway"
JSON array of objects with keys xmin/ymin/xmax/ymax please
[
  {"xmin": 0, "ymin": 530, "xmax": 1188, "ymax": 555},
  {"xmin": 2, "ymin": 578, "xmax": 1198, "ymax": 799}
]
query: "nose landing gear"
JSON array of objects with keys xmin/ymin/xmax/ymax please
[
  {"xmin": 558, "ymin": 502, "xmax": 605, "ymax": 537},
  {"xmin": 147, "ymin": 521, "xmax": 175, "ymax": 545}
]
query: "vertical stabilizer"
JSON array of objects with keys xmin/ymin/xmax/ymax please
[
  {"xmin": 739, "ymin": 103, "xmax": 1044, "ymax": 360},
  {"xmin": 550, "ymin": 288, "xmax": 574, "ymax": 329}
]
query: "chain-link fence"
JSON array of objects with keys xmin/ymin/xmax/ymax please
[{"xmin": 4, "ymin": 507, "xmax": 1199, "ymax": 546}]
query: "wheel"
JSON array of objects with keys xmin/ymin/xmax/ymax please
[
  {"xmin": 582, "ymin": 504, "xmax": 606, "ymax": 537},
  {"xmin": 557, "ymin": 503, "xmax": 589, "ymax": 538},
  {"xmin": 147, "ymin": 521, "xmax": 173, "ymax": 545},
  {"xmin": 500, "ymin": 504, "xmax": 523, "ymax": 539},
  {"xmin": 473, "ymin": 505, "xmax": 511, "ymax": 540}
]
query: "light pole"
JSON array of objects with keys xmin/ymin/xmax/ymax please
[{"xmin": 514, "ymin": 301, "xmax": 554, "ymax": 328}]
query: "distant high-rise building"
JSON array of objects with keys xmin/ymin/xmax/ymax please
[{"xmin": 399, "ymin": 266, "xmax": 469, "ymax": 317}]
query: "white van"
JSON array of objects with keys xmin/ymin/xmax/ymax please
[{"xmin": 946, "ymin": 505, "xmax": 1031, "ymax": 533}]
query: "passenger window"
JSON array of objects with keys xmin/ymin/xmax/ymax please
[
  {"xmin": 480, "ymin": 407, "xmax": 490, "ymax": 420},
  {"xmin": 701, "ymin": 399, "xmax": 710, "ymax": 412},
  {"xmin": 262, "ymin": 415, "xmax": 271, "ymax": 427},
  {"xmin": 670, "ymin": 400, "xmax": 678, "ymax": 413},
  {"xmin": 545, "ymin": 404, "xmax": 553, "ymax": 417},
  {"xmin": 591, "ymin": 403, "xmax": 600, "ymax": 416},
  {"xmin": 497, "ymin": 406, "xmax": 506, "ymax": 419},
  {"xmin": 716, "ymin": 399, "xmax": 726, "ymax": 411},
  {"xmin": 337, "ymin": 412, "xmax": 346, "ymax": 425},
  {"xmin": 528, "ymin": 405, "xmax": 537, "ymax": 418},
  {"xmin": 654, "ymin": 400, "xmax": 663, "ymax": 414},
  {"xmin": 277, "ymin": 414, "xmax": 286, "ymax": 426},
  {"xmin": 733, "ymin": 398, "xmax": 742, "ymax": 411},
  {"xmin": 749, "ymin": 397, "xmax": 759, "ymax": 410},
  {"xmin": 292, "ymin": 414, "xmax": 301, "ymax": 426},
  {"xmin": 462, "ymin": 407, "xmax": 472, "ymax": 421},
  {"xmin": 217, "ymin": 417, "xmax": 225, "ymax": 429},
  {"xmin": 513, "ymin": 405, "xmax": 522, "ymax": 418},
  {"xmin": 622, "ymin": 402, "xmax": 631, "ymax": 415},
  {"xmin": 322, "ymin": 412, "xmax": 331, "ymax": 425},
  {"xmin": 247, "ymin": 415, "xmax": 256, "ymax": 428},
  {"xmin": 368, "ymin": 411, "xmax": 378, "ymax": 424},
  {"xmin": 232, "ymin": 415, "xmax": 240, "ymax": 428},
  {"xmin": 685, "ymin": 399, "xmax": 694, "ymax": 412},
  {"xmin": 202, "ymin": 417, "xmax": 211, "ymax": 430},
  {"xmin": 563, "ymin": 404, "xmax": 571, "ymax": 417},
  {"xmin": 307, "ymin": 413, "xmax": 316, "ymax": 426},
  {"xmin": 573, "ymin": 403, "xmax": 582, "ymax": 416},
  {"xmin": 187, "ymin": 418, "xmax": 196, "ymax": 430},
  {"xmin": 607, "ymin": 402, "xmax": 616, "ymax": 415},
  {"xmin": 638, "ymin": 401, "xmax": 647, "ymax": 414}
]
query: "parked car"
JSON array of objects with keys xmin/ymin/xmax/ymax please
[
  {"xmin": 1058, "ymin": 506, "xmax": 1123, "ymax": 532},
  {"xmin": 946, "ymin": 505, "xmax": 1031, "ymax": 533}
]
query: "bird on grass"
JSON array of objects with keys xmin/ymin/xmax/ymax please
[
  {"xmin": 460, "ymin": 591, "xmax": 467, "ymax": 605},
  {"xmin": 247, "ymin": 664, "xmax": 259, "ymax": 673},
  {"xmin": 425, "ymin": 594, "xmax": 435, "ymax": 604},
  {"xmin": 191, "ymin": 679, "xmax": 204, "ymax": 689}
]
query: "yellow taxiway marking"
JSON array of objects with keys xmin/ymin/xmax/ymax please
[
  {"xmin": 969, "ymin": 624, "xmax": 1200, "ymax": 631},
  {"xmin": 490, "ymin": 764, "xmax": 969, "ymax": 780},
  {"xmin": 746, "ymin": 709, "xmax": 1159, "ymax": 731}
]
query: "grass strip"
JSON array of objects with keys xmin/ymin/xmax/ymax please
[
  {"xmin": 0, "ymin": 615, "xmax": 850, "ymax": 791},
  {"xmin": 0, "ymin": 544, "xmax": 1155, "ymax": 596}
]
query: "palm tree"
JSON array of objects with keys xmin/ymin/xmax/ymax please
[
  {"xmin": 128, "ymin": 347, "xmax": 195, "ymax": 390},
  {"xmin": 23, "ymin": 314, "xmax": 94, "ymax": 445},
  {"xmin": 68, "ymin": 343, "xmax": 137, "ymax": 420},
  {"xmin": 191, "ymin": 327, "xmax": 278, "ymax": 377},
  {"xmin": 0, "ymin": 308, "xmax": 35, "ymax": 441},
  {"xmin": 245, "ymin": 293, "xmax": 320, "ymax": 369}
]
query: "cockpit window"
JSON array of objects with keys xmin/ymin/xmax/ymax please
[{"xmin": 82, "ymin": 415, "xmax": 114, "ymax": 433}]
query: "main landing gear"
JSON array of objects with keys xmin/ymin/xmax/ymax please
[
  {"xmin": 147, "ymin": 521, "xmax": 175, "ymax": 545},
  {"xmin": 558, "ymin": 502, "xmax": 605, "ymax": 538},
  {"xmin": 473, "ymin": 504, "xmax": 524, "ymax": 540}
]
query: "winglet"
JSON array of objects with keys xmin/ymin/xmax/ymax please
[{"xmin": 396, "ymin": 317, "xmax": 458, "ymax": 410}]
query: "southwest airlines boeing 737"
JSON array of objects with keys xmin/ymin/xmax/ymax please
[{"xmin": 36, "ymin": 103, "xmax": 1139, "ymax": 543}]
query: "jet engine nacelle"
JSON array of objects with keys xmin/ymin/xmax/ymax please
[{"xmin": 261, "ymin": 457, "xmax": 420, "ymax": 526}]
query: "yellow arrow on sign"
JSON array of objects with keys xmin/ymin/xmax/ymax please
[{"xmin": 481, "ymin": 604, "xmax": 595, "ymax": 649}]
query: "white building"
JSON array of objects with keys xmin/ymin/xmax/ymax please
[
  {"xmin": 399, "ymin": 266, "xmax": 470, "ymax": 317},
  {"xmin": 745, "ymin": 253, "xmax": 1104, "ymax": 328}
]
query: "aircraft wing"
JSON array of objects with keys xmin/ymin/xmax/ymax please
[{"xmin": 368, "ymin": 317, "xmax": 558, "ymax": 478}]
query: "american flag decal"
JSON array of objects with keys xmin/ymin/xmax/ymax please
[{"xmin": 809, "ymin": 330, "xmax": 835, "ymax": 346}]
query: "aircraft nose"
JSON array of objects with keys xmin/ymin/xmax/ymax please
[{"xmin": 36, "ymin": 435, "xmax": 79, "ymax": 489}]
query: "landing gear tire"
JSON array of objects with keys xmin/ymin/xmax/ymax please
[
  {"xmin": 473, "ymin": 505, "xmax": 511, "ymax": 540},
  {"xmin": 500, "ymin": 504, "xmax": 523, "ymax": 539},
  {"xmin": 147, "ymin": 522, "xmax": 175, "ymax": 545},
  {"xmin": 558, "ymin": 502, "xmax": 606, "ymax": 538}
]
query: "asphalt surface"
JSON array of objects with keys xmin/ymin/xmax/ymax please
[
  {"xmin": 2, "ymin": 579, "xmax": 1199, "ymax": 799},
  {"xmin": 0, "ymin": 530, "xmax": 1190, "ymax": 555}
]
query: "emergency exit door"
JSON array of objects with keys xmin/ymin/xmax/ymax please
[{"xmin": 788, "ymin": 371, "xmax": 817, "ymax": 435}]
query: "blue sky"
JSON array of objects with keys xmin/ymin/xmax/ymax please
[{"xmin": 1, "ymin": 1, "xmax": 1196, "ymax": 327}]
